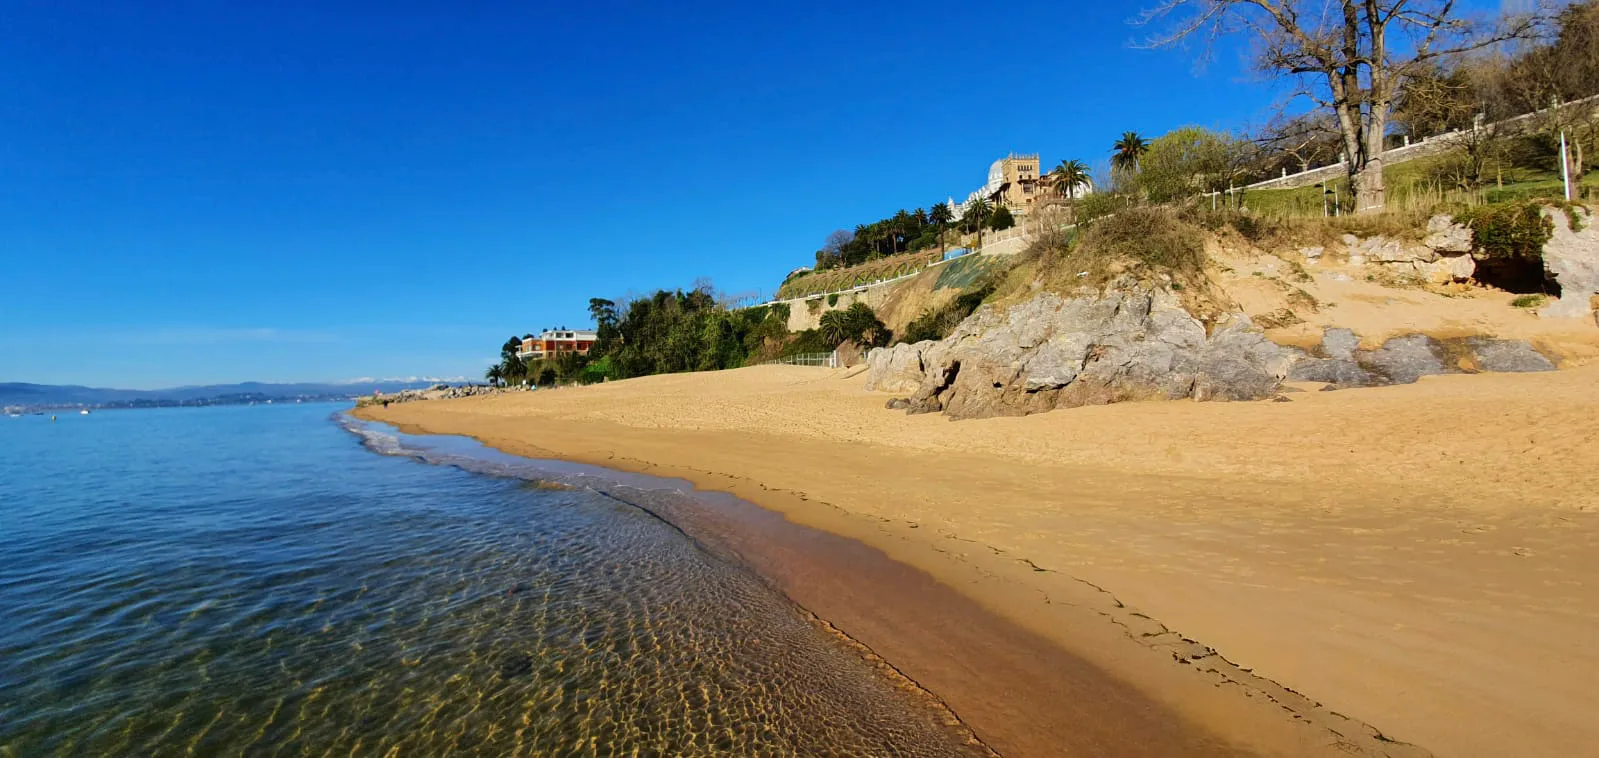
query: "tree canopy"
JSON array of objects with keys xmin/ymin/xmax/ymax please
[{"xmin": 812, "ymin": 207, "xmax": 948, "ymax": 271}]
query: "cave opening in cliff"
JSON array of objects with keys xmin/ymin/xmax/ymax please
[{"xmin": 1472, "ymin": 256, "xmax": 1561, "ymax": 296}]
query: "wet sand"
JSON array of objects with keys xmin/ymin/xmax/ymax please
[
  {"xmin": 355, "ymin": 363, "xmax": 1599, "ymax": 757},
  {"xmin": 600, "ymin": 476, "xmax": 1256, "ymax": 757}
]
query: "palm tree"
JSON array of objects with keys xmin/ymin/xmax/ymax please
[
  {"xmin": 965, "ymin": 196, "xmax": 992, "ymax": 250},
  {"xmin": 843, "ymin": 302, "xmax": 888, "ymax": 347},
  {"xmin": 1051, "ymin": 159, "xmax": 1091, "ymax": 199},
  {"xmin": 485, "ymin": 364, "xmax": 504, "ymax": 386},
  {"xmin": 818, "ymin": 310, "xmax": 849, "ymax": 346},
  {"xmin": 929, "ymin": 203, "xmax": 953, "ymax": 251},
  {"xmin": 890, "ymin": 209, "xmax": 912, "ymax": 255},
  {"xmin": 1112, "ymin": 132, "xmax": 1148, "ymax": 173}
]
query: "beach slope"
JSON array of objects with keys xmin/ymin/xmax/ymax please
[{"xmin": 356, "ymin": 364, "xmax": 1599, "ymax": 757}]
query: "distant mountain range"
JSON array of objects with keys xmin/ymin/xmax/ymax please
[{"xmin": 0, "ymin": 380, "xmax": 460, "ymax": 410}]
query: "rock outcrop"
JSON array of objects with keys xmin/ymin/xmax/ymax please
[
  {"xmin": 867, "ymin": 285, "xmax": 1294, "ymax": 420},
  {"xmin": 863, "ymin": 342, "xmax": 928, "ymax": 392},
  {"xmin": 869, "ymin": 300, "xmax": 1564, "ymax": 416},
  {"xmin": 1361, "ymin": 334, "xmax": 1450, "ymax": 384},
  {"xmin": 1464, "ymin": 337, "xmax": 1558, "ymax": 373},
  {"xmin": 1330, "ymin": 215, "xmax": 1478, "ymax": 283},
  {"xmin": 1423, "ymin": 214, "xmax": 1474, "ymax": 254},
  {"xmin": 1332, "ymin": 209, "xmax": 1596, "ymax": 292},
  {"xmin": 1286, "ymin": 328, "xmax": 1557, "ymax": 388},
  {"xmin": 1539, "ymin": 206, "xmax": 1599, "ymax": 319}
]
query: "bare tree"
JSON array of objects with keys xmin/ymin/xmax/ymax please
[
  {"xmin": 1142, "ymin": 0, "xmax": 1546, "ymax": 213},
  {"xmin": 1257, "ymin": 111, "xmax": 1343, "ymax": 173}
]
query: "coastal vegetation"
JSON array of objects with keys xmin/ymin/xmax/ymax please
[
  {"xmin": 806, "ymin": 198, "xmax": 1025, "ymax": 275},
  {"xmin": 490, "ymin": 287, "xmax": 895, "ymax": 386},
  {"xmin": 899, "ymin": 283, "xmax": 995, "ymax": 344},
  {"xmin": 818, "ymin": 302, "xmax": 892, "ymax": 348}
]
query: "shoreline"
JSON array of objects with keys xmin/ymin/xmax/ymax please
[
  {"xmin": 359, "ymin": 418, "xmax": 1260, "ymax": 754},
  {"xmin": 354, "ymin": 362, "xmax": 1599, "ymax": 757},
  {"xmin": 351, "ymin": 407, "xmax": 1454, "ymax": 756},
  {"xmin": 344, "ymin": 413, "xmax": 1291, "ymax": 756}
]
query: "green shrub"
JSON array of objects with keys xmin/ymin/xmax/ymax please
[
  {"xmin": 988, "ymin": 206, "xmax": 1015, "ymax": 231},
  {"xmin": 900, "ymin": 282, "xmax": 995, "ymax": 344},
  {"xmin": 780, "ymin": 329, "xmax": 834, "ymax": 357},
  {"xmin": 1233, "ymin": 213, "xmax": 1263, "ymax": 240},
  {"xmin": 579, "ymin": 356, "xmax": 615, "ymax": 384},
  {"xmin": 1457, "ymin": 201, "xmax": 1553, "ymax": 261},
  {"xmin": 909, "ymin": 230, "xmax": 940, "ymax": 250},
  {"xmin": 826, "ymin": 293, "xmax": 840, "ymax": 306},
  {"xmin": 1066, "ymin": 207, "xmax": 1206, "ymax": 285},
  {"xmin": 1075, "ymin": 192, "xmax": 1121, "ymax": 224},
  {"xmin": 819, "ymin": 302, "xmax": 891, "ymax": 347},
  {"xmin": 1510, "ymin": 294, "xmax": 1547, "ymax": 308}
]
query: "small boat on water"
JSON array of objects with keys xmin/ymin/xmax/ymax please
[{"xmin": 80, "ymin": 409, "xmax": 91, "ymax": 415}]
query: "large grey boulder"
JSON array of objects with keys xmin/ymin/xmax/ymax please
[
  {"xmin": 865, "ymin": 342, "xmax": 934, "ymax": 393},
  {"xmin": 1358, "ymin": 334, "xmax": 1450, "ymax": 384},
  {"xmin": 1360, "ymin": 235, "xmax": 1437, "ymax": 263},
  {"xmin": 1321, "ymin": 328, "xmax": 1360, "ymax": 361},
  {"xmin": 1286, "ymin": 328, "xmax": 1377, "ymax": 386},
  {"xmin": 1424, "ymin": 215, "xmax": 1475, "ymax": 254},
  {"xmin": 1289, "ymin": 358, "xmax": 1376, "ymax": 386},
  {"xmin": 1194, "ymin": 319, "xmax": 1299, "ymax": 400},
  {"xmin": 1539, "ymin": 207, "xmax": 1599, "ymax": 319},
  {"xmin": 888, "ymin": 286, "xmax": 1293, "ymax": 419}
]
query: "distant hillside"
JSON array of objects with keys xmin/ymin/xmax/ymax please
[{"xmin": 0, "ymin": 380, "xmax": 453, "ymax": 410}]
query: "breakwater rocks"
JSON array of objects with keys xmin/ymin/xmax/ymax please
[
  {"xmin": 357, "ymin": 384, "xmax": 528, "ymax": 407},
  {"xmin": 869, "ymin": 285, "xmax": 1295, "ymax": 420},
  {"xmin": 869, "ymin": 288, "xmax": 1559, "ymax": 420}
]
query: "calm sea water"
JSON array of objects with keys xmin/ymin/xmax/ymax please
[{"xmin": 0, "ymin": 404, "xmax": 982, "ymax": 756}]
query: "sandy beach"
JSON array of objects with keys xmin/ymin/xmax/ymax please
[{"xmin": 355, "ymin": 363, "xmax": 1599, "ymax": 757}]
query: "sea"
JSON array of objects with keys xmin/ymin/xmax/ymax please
[{"xmin": 0, "ymin": 403, "xmax": 984, "ymax": 756}]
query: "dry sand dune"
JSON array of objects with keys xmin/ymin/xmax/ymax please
[{"xmin": 358, "ymin": 364, "xmax": 1599, "ymax": 757}]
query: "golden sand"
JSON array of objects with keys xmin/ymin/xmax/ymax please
[{"xmin": 357, "ymin": 363, "xmax": 1599, "ymax": 757}]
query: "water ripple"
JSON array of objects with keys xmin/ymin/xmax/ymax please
[{"xmin": 0, "ymin": 405, "xmax": 983, "ymax": 756}]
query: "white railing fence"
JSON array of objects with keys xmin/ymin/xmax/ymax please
[
  {"xmin": 763, "ymin": 351, "xmax": 839, "ymax": 368},
  {"xmin": 1242, "ymin": 93, "xmax": 1599, "ymax": 193}
]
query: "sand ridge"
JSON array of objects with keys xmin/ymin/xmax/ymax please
[{"xmin": 358, "ymin": 363, "xmax": 1599, "ymax": 757}]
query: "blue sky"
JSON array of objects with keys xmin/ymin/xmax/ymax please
[{"xmin": 0, "ymin": 0, "xmax": 1306, "ymax": 388}]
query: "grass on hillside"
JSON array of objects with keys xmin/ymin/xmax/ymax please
[{"xmin": 1241, "ymin": 151, "xmax": 1598, "ymax": 219}]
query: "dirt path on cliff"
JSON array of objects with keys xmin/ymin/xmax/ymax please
[{"xmin": 357, "ymin": 364, "xmax": 1599, "ymax": 758}]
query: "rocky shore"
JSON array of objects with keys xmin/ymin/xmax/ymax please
[{"xmin": 356, "ymin": 383, "xmax": 528, "ymax": 407}]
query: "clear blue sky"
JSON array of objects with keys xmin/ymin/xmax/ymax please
[{"xmin": 2, "ymin": 0, "xmax": 1298, "ymax": 388}]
